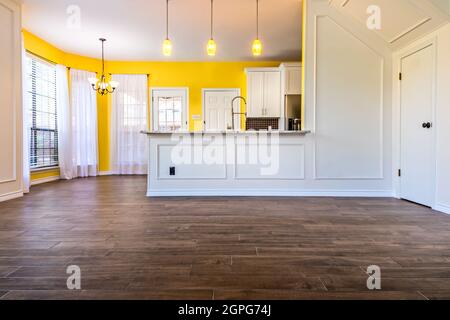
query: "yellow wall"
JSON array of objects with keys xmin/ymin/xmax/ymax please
[
  {"xmin": 30, "ymin": 169, "xmax": 60, "ymax": 182},
  {"xmin": 23, "ymin": 30, "xmax": 282, "ymax": 177},
  {"xmin": 24, "ymin": 30, "xmax": 106, "ymax": 179}
]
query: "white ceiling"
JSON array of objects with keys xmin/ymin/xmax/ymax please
[
  {"xmin": 22, "ymin": 0, "xmax": 303, "ymax": 61},
  {"xmin": 429, "ymin": 0, "xmax": 450, "ymax": 16},
  {"xmin": 329, "ymin": 0, "xmax": 450, "ymax": 49}
]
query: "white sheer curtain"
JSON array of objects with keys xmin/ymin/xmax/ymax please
[
  {"xmin": 21, "ymin": 35, "xmax": 30, "ymax": 193},
  {"xmin": 57, "ymin": 68, "xmax": 98, "ymax": 179},
  {"xmin": 70, "ymin": 69, "xmax": 98, "ymax": 177},
  {"xmin": 111, "ymin": 74, "xmax": 148, "ymax": 175},
  {"xmin": 56, "ymin": 65, "xmax": 73, "ymax": 180}
]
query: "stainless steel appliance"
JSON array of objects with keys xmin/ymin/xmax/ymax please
[{"xmin": 284, "ymin": 94, "xmax": 301, "ymax": 130}]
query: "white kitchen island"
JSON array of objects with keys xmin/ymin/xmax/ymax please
[
  {"xmin": 143, "ymin": 129, "xmax": 394, "ymax": 198},
  {"xmin": 143, "ymin": 130, "xmax": 314, "ymax": 197}
]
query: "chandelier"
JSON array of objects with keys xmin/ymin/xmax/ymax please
[{"xmin": 88, "ymin": 38, "xmax": 118, "ymax": 95}]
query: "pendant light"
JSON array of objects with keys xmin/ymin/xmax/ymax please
[
  {"xmin": 252, "ymin": 0, "xmax": 262, "ymax": 56},
  {"xmin": 162, "ymin": 0, "xmax": 172, "ymax": 56},
  {"xmin": 207, "ymin": 0, "xmax": 217, "ymax": 56},
  {"xmin": 88, "ymin": 38, "xmax": 119, "ymax": 95}
]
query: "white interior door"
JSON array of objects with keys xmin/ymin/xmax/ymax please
[
  {"xmin": 203, "ymin": 89, "xmax": 240, "ymax": 131},
  {"xmin": 400, "ymin": 44, "xmax": 435, "ymax": 207},
  {"xmin": 152, "ymin": 88, "xmax": 188, "ymax": 131}
]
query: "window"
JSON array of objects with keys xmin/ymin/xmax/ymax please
[
  {"xmin": 152, "ymin": 89, "xmax": 188, "ymax": 131},
  {"xmin": 111, "ymin": 74, "xmax": 149, "ymax": 175},
  {"xmin": 25, "ymin": 54, "xmax": 59, "ymax": 169},
  {"xmin": 157, "ymin": 96, "xmax": 183, "ymax": 131}
]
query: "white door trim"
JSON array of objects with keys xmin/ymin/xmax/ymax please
[
  {"xmin": 150, "ymin": 87, "xmax": 189, "ymax": 131},
  {"xmin": 202, "ymin": 88, "xmax": 241, "ymax": 131},
  {"xmin": 392, "ymin": 37, "xmax": 438, "ymax": 208}
]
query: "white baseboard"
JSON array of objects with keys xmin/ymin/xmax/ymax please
[
  {"xmin": 147, "ymin": 189, "xmax": 394, "ymax": 197},
  {"xmin": 0, "ymin": 190, "xmax": 23, "ymax": 202},
  {"xmin": 31, "ymin": 176, "xmax": 60, "ymax": 186},
  {"xmin": 434, "ymin": 203, "xmax": 450, "ymax": 215},
  {"xmin": 99, "ymin": 171, "xmax": 113, "ymax": 176}
]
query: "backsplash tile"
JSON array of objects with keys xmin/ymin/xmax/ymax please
[{"xmin": 246, "ymin": 118, "xmax": 279, "ymax": 131}]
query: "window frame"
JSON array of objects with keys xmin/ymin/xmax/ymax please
[
  {"xmin": 150, "ymin": 88, "xmax": 189, "ymax": 132},
  {"xmin": 25, "ymin": 53, "xmax": 59, "ymax": 171}
]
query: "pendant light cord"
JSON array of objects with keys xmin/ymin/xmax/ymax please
[
  {"xmin": 256, "ymin": 0, "xmax": 259, "ymax": 39},
  {"xmin": 101, "ymin": 39, "xmax": 105, "ymax": 77},
  {"xmin": 210, "ymin": 0, "xmax": 214, "ymax": 39},
  {"xmin": 166, "ymin": 0, "xmax": 169, "ymax": 40}
]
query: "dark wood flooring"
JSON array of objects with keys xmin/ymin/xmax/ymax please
[{"xmin": 0, "ymin": 176, "xmax": 450, "ymax": 300}]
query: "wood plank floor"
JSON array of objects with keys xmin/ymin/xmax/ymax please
[{"xmin": 0, "ymin": 176, "xmax": 450, "ymax": 300}]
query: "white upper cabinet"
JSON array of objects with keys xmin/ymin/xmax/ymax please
[
  {"xmin": 246, "ymin": 68, "xmax": 281, "ymax": 118},
  {"xmin": 281, "ymin": 63, "xmax": 302, "ymax": 95},
  {"xmin": 246, "ymin": 71, "xmax": 265, "ymax": 118},
  {"xmin": 264, "ymin": 71, "xmax": 282, "ymax": 117}
]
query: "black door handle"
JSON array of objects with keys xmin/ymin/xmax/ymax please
[{"xmin": 422, "ymin": 122, "xmax": 432, "ymax": 129}]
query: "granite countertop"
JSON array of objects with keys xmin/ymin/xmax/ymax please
[{"xmin": 141, "ymin": 130, "xmax": 312, "ymax": 135}]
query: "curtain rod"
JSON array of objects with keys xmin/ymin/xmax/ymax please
[
  {"xmin": 109, "ymin": 73, "xmax": 150, "ymax": 76},
  {"xmin": 25, "ymin": 50, "xmax": 57, "ymax": 65}
]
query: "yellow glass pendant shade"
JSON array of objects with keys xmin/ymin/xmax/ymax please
[
  {"xmin": 163, "ymin": 39, "xmax": 172, "ymax": 56},
  {"xmin": 207, "ymin": 39, "xmax": 217, "ymax": 56},
  {"xmin": 252, "ymin": 39, "xmax": 262, "ymax": 56}
]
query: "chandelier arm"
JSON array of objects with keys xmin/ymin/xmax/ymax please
[{"xmin": 90, "ymin": 38, "xmax": 116, "ymax": 95}]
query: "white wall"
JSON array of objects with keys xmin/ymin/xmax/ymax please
[
  {"xmin": 303, "ymin": 0, "xmax": 393, "ymax": 193},
  {"xmin": 0, "ymin": 0, "xmax": 23, "ymax": 202},
  {"xmin": 434, "ymin": 23, "xmax": 450, "ymax": 213}
]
